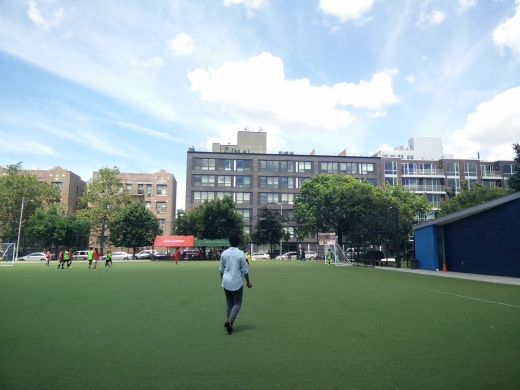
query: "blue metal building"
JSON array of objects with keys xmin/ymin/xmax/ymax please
[{"xmin": 413, "ymin": 192, "xmax": 520, "ymax": 278}]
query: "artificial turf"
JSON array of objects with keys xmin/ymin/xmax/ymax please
[{"xmin": 0, "ymin": 261, "xmax": 519, "ymax": 390}]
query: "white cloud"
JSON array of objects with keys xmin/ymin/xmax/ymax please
[
  {"xmin": 113, "ymin": 121, "xmax": 186, "ymax": 143},
  {"xmin": 27, "ymin": 1, "xmax": 64, "ymax": 29},
  {"xmin": 188, "ymin": 52, "xmax": 397, "ymax": 130},
  {"xmin": 223, "ymin": 0, "xmax": 267, "ymax": 8},
  {"xmin": 417, "ymin": 7, "xmax": 446, "ymax": 29},
  {"xmin": 168, "ymin": 33, "xmax": 194, "ymax": 54},
  {"xmin": 458, "ymin": 0, "xmax": 476, "ymax": 11},
  {"xmin": 493, "ymin": 1, "xmax": 520, "ymax": 56},
  {"xmin": 130, "ymin": 56, "xmax": 165, "ymax": 67},
  {"xmin": 318, "ymin": 0, "xmax": 376, "ymax": 22},
  {"xmin": 449, "ymin": 86, "xmax": 520, "ymax": 160},
  {"xmin": 405, "ymin": 73, "xmax": 416, "ymax": 83}
]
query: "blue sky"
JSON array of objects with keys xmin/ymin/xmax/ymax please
[{"xmin": 1, "ymin": 0, "xmax": 519, "ymax": 210}]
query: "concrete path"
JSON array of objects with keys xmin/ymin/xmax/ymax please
[{"xmin": 375, "ymin": 266, "xmax": 520, "ymax": 285}]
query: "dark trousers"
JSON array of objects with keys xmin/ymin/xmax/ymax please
[{"xmin": 224, "ymin": 286, "xmax": 244, "ymax": 324}]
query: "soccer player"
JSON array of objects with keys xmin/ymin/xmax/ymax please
[
  {"xmin": 105, "ymin": 251, "xmax": 112, "ymax": 267},
  {"xmin": 45, "ymin": 249, "xmax": 51, "ymax": 266},
  {"xmin": 174, "ymin": 248, "xmax": 180, "ymax": 265},
  {"xmin": 58, "ymin": 250, "xmax": 64, "ymax": 269},
  {"xmin": 62, "ymin": 249, "xmax": 69, "ymax": 269},
  {"xmin": 67, "ymin": 248, "xmax": 73, "ymax": 268},
  {"xmin": 326, "ymin": 249, "xmax": 332, "ymax": 265},
  {"xmin": 87, "ymin": 247, "xmax": 93, "ymax": 268},
  {"xmin": 93, "ymin": 248, "xmax": 99, "ymax": 270},
  {"xmin": 219, "ymin": 234, "xmax": 252, "ymax": 335}
]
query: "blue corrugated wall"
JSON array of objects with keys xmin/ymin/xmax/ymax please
[
  {"xmin": 414, "ymin": 225, "xmax": 439, "ymax": 271},
  {"xmin": 443, "ymin": 199, "xmax": 520, "ymax": 277}
]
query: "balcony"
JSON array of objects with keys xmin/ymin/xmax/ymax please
[
  {"xmin": 481, "ymin": 171, "xmax": 502, "ymax": 178},
  {"xmin": 404, "ymin": 185, "xmax": 444, "ymax": 192},
  {"xmin": 401, "ymin": 169, "xmax": 444, "ymax": 177}
]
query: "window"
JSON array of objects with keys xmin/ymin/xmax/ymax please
[
  {"xmin": 363, "ymin": 178, "xmax": 376, "ymax": 186},
  {"xmin": 280, "ymin": 161, "xmax": 295, "ymax": 172},
  {"xmin": 146, "ymin": 184, "xmax": 152, "ymax": 195},
  {"xmin": 236, "ymin": 209, "xmax": 251, "ymax": 218},
  {"xmin": 157, "ymin": 184, "xmax": 167, "ymax": 195},
  {"xmin": 156, "ymin": 202, "xmax": 166, "ymax": 213},
  {"xmin": 281, "ymin": 193, "xmax": 295, "ymax": 204},
  {"xmin": 281, "ymin": 177, "xmax": 294, "ymax": 189},
  {"xmin": 401, "ymin": 163, "xmax": 415, "ymax": 175},
  {"xmin": 158, "ymin": 219, "xmax": 165, "ymax": 230},
  {"xmin": 283, "ymin": 227, "xmax": 295, "ymax": 238},
  {"xmin": 225, "ymin": 160, "xmax": 232, "ymax": 171},
  {"xmin": 236, "ymin": 160, "xmax": 244, "ymax": 171},
  {"xmin": 260, "ymin": 160, "xmax": 279, "ymax": 172},
  {"xmin": 384, "ymin": 161, "xmax": 397, "ymax": 175},
  {"xmin": 426, "ymin": 194, "xmax": 442, "ymax": 209},
  {"xmin": 217, "ymin": 175, "xmax": 232, "ymax": 187},
  {"xmin": 503, "ymin": 164, "xmax": 515, "ymax": 176},
  {"xmin": 145, "ymin": 201, "xmax": 151, "ymax": 210},
  {"xmin": 126, "ymin": 183, "xmax": 132, "ymax": 192},
  {"xmin": 216, "ymin": 192, "xmax": 233, "ymax": 199},
  {"xmin": 194, "ymin": 158, "xmax": 216, "ymax": 170},
  {"xmin": 385, "ymin": 177, "xmax": 397, "ymax": 186},
  {"xmin": 344, "ymin": 163, "xmax": 357, "ymax": 174},
  {"xmin": 138, "ymin": 184, "xmax": 144, "ymax": 195},
  {"xmin": 259, "ymin": 193, "xmax": 279, "ymax": 204},
  {"xmin": 467, "ymin": 179, "xmax": 478, "ymax": 188},
  {"xmin": 297, "ymin": 177, "xmax": 311, "ymax": 188},
  {"xmin": 447, "ymin": 178, "xmax": 460, "ymax": 193},
  {"xmin": 194, "ymin": 175, "xmax": 216, "ymax": 187},
  {"xmin": 481, "ymin": 165, "xmax": 493, "ymax": 177},
  {"xmin": 298, "ymin": 161, "xmax": 312, "ymax": 172},
  {"xmin": 282, "ymin": 209, "xmax": 295, "ymax": 221},
  {"xmin": 360, "ymin": 163, "xmax": 374, "ymax": 174},
  {"xmin": 419, "ymin": 163, "xmax": 435, "ymax": 175},
  {"xmin": 464, "ymin": 163, "xmax": 477, "ymax": 177},
  {"xmin": 320, "ymin": 162, "xmax": 338, "ymax": 173},
  {"xmin": 236, "ymin": 176, "xmax": 251, "ymax": 188},
  {"xmin": 52, "ymin": 182, "xmax": 62, "ymax": 189},
  {"xmin": 235, "ymin": 192, "xmax": 251, "ymax": 204},
  {"xmin": 447, "ymin": 162, "xmax": 459, "ymax": 176},
  {"xmin": 482, "ymin": 180, "xmax": 501, "ymax": 188},
  {"xmin": 260, "ymin": 177, "xmax": 279, "ymax": 188},
  {"xmin": 193, "ymin": 191, "xmax": 215, "ymax": 201}
]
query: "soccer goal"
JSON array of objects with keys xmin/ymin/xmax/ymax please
[
  {"xmin": 319, "ymin": 233, "xmax": 351, "ymax": 266},
  {"xmin": 0, "ymin": 243, "xmax": 15, "ymax": 267}
]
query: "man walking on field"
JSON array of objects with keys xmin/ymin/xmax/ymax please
[{"xmin": 219, "ymin": 234, "xmax": 252, "ymax": 335}]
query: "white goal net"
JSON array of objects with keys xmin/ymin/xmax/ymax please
[
  {"xmin": 0, "ymin": 243, "xmax": 15, "ymax": 267},
  {"xmin": 324, "ymin": 243, "xmax": 352, "ymax": 266}
]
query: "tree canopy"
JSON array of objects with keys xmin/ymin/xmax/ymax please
[
  {"xmin": 252, "ymin": 206, "xmax": 289, "ymax": 254},
  {"xmin": 0, "ymin": 162, "xmax": 60, "ymax": 239},
  {"xmin": 108, "ymin": 202, "xmax": 162, "ymax": 255},
  {"xmin": 507, "ymin": 142, "xmax": 520, "ymax": 191},
  {"xmin": 174, "ymin": 196, "xmax": 245, "ymax": 242},
  {"xmin": 438, "ymin": 180, "xmax": 510, "ymax": 216},
  {"xmin": 26, "ymin": 205, "xmax": 91, "ymax": 254},
  {"xmin": 77, "ymin": 167, "xmax": 133, "ymax": 254}
]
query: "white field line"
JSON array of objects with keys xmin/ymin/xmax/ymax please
[{"xmin": 426, "ymin": 289, "xmax": 520, "ymax": 308}]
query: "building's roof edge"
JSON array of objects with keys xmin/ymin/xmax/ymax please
[{"xmin": 413, "ymin": 191, "xmax": 520, "ymax": 230}]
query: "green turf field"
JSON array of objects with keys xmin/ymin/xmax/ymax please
[{"xmin": 1, "ymin": 261, "xmax": 519, "ymax": 389}]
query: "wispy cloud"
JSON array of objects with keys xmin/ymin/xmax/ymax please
[
  {"xmin": 317, "ymin": 0, "xmax": 376, "ymax": 22},
  {"xmin": 113, "ymin": 121, "xmax": 188, "ymax": 143},
  {"xmin": 27, "ymin": 1, "xmax": 65, "ymax": 29},
  {"xmin": 168, "ymin": 33, "xmax": 195, "ymax": 54},
  {"xmin": 493, "ymin": 0, "xmax": 520, "ymax": 56}
]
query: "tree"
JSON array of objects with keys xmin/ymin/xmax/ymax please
[
  {"xmin": 173, "ymin": 197, "xmax": 245, "ymax": 242},
  {"xmin": 383, "ymin": 184, "xmax": 432, "ymax": 260},
  {"xmin": 77, "ymin": 167, "xmax": 133, "ymax": 255},
  {"xmin": 252, "ymin": 206, "xmax": 289, "ymax": 255},
  {"xmin": 507, "ymin": 142, "xmax": 520, "ymax": 191},
  {"xmin": 438, "ymin": 180, "xmax": 510, "ymax": 216},
  {"xmin": 26, "ymin": 205, "xmax": 91, "ymax": 255},
  {"xmin": 108, "ymin": 202, "xmax": 162, "ymax": 257},
  {"xmin": 294, "ymin": 174, "xmax": 392, "ymax": 246},
  {"xmin": 0, "ymin": 162, "xmax": 60, "ymax": 239}
]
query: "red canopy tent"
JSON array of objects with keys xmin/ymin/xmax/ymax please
[{"xmin": 153, "ymin": 235, "xmax": 194, "ymax": 247}]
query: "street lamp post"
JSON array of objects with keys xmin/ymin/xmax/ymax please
[
  {"xmin": 15, "ymin": 197, "xmax": 25, "ymax": 261},
  {"xmin": 278, "ymin": 203, "xmax": 283, "ymax": 257}
]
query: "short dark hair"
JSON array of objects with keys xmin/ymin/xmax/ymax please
[{"xmin": 229, "ymin": 234, "xmax": 240, "ymax": 247}]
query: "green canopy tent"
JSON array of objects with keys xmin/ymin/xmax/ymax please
[{"xmin": 193, "ymin": 238, "xmax": 229, "ymax": 247}]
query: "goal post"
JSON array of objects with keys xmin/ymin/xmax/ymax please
[
  {"xmin": 0, "ymin": 243, "xmax": 15, "ymax": 267},
  {"xmin": 318, "ymin": 233, "xmax": 351, "ymax": 266}
]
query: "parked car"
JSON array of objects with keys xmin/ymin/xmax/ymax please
[
  {"xmin": 18, "ymin": 252, "xmax": 47, "ymax": 261},
  {"xmin": 275, "ymin": 251, "xmax": 298, "ymax": 260},
  {"xmin": 362, "ymin": 250, "xmax": 385, "ymax": 261},
  {"xmin": 100, "ymin": 251, "xmax": 130, "ymax": 261},
  {"xmin": 305, "ymin": 251, "xmax": 318, "ymax": 260},
  {"xmin": 182, "ymin": 250, "xmax": 201, "ymax": 260},
  {"xmin": 135, "ymin": 250, "xmax": 158, "ymax": 259},
  {"xmin": 153, "ymin": 252, "xmax": 169, "ymax": 260},
  {"xmin": 250, "ymin": 252, "xmax": 270, "ymax": 260},
  {"xmin": 72, "ymin": 250, "xmax": 90, "ymax": 260}
]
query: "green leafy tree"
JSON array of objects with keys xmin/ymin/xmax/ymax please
[
  {"xmin": 108, "ymin": 202, "xmax": 162, "ymax": 257},
  {"xmin": 0, "ymin": 162, "xmax": 60, "ymax": 239},
  {"xmin": 438, "ymin": 180, "xmax": 510, "ymax": 216},
  {"xmin": 294, "ymin": 174, "xmax": 392, "ymax": 246},
  {"xmin": 252, "ymin": 206, "xmax": 289, "ymax": 255},
  {"xmin": 383, "ymin": 184, "xmax": 432, "ymax": 260},
  {"xmin": 173, "ymin": 209, "xmax": 200, "ymax": 236},
  {"xmin": 507, "ymin": 142, "xmax": 520, "ymax": 191},
  {"xmin": 197, "ymin": 196, "xmax": 245, "ymax": 240},
  {"xmin": 26, "ymin": 205, "xmax": 91, "ymax": 255},
  {"xmin": 77, "ymin": 167, "xmax": 133, "ymax": 255}
]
